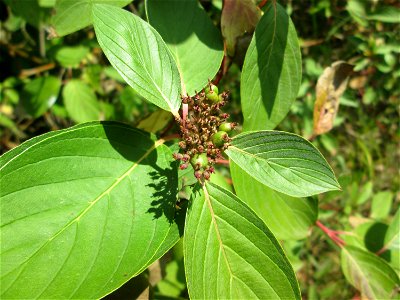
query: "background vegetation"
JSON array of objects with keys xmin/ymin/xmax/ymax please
[{"xmin": 1, "ymin": 0, "xmax": 399, "ymax": 299}]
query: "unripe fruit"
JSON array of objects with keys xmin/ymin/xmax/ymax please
[
  {"xmin": 205, "ymin": 84, "xmax": 220, "ymax": 103},
  {"xmin": 205, "ymin": 91, "xmax": 219, "ymax": 103},
  {"xmin": 219, "ymin": 122, "xmax": 234, "ymax": 133},
  {"xmin": 211, "ymin": 131, "xmax": 228, "ymax": 147},
  {"xmin": 204, "ymin": 84, "xmax": 218, "ymax": 95},
  {"xmin": 190, "ymin": 153, "xmax": 209, "ymax": 168}
]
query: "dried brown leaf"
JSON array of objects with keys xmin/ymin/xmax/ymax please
[{"xmin": 313, "ymin": 61, "xmax": 354, "ymax": 136}]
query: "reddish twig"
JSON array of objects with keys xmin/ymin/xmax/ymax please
[
  {"xmin": 376, "ymin": 245, "xmax": 388, "ymax": 256},
  {"xmin": 258, "ymin": 0, "xmax": 268, "ymax": 8},
  {"xmin": 216, "ymin": 159, "xmax": 230, "ymax": 165},
  {"xmin": 19, "ymin": 63, "xmax": 56, "ymax": 78},
  {"xmin": 316, "ymin": 220, "xmax": 346, "ymax": 247}
]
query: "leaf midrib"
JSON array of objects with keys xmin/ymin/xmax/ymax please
[{"xmin": 202, "ymin": 184, "xmax": 233, "ymax": 298}]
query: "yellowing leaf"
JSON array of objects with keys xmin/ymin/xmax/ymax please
[{"xmin": 313, "ymin": 61, "xmax": 353, "ymax": 136}]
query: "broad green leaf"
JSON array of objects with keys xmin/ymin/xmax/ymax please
[
  {"xmin": 230, "ymin": 161, "xmax": 317, "ymax": 240},
  {"xmin": 93, "ymin": 5, "xmax": 181, "ymax": 114},
  {"xmin": 241, "ymin": 2, "xmax": 301, "ymax": 131},
  {"xmin": 225, "ymin": 131, "xmax": 340, "ymax": 197},
  {"xmin": 51, "ymin": 0, "xmax": 132, "ymax": 37},
  {"xmin": 341, "ymin": 246, "xmax": 400, "ymax": 299},
  {"xmin": 54, "ymin": 45, "xmax": 90, "ymax": 68},
  {"xmin": 385, "ymin": 209, "xmax": 400, "ymax": 251},
  {"xmin": 184, "ymin": 182, "xmax": 301, "ymax": 299},
  {"xmin": 0, "ymin": 122, "xmax": 181, "ymax": 299},
  {"xmin": 63, "ymin": 80, "xmax": 101, "ymax": 123},
  {"xmin": 21, "ymin": 76, "xmax": 61, "ymax": 118},
  {"xmin": 370, "ymin": 191, "xmax": 393, "ymax": 220},
  {"xmin": 146, "ymin": 0, "xmax": 223, "ymax": 96},
  {"xmin": 221, "ymin": 0, "xmax": 261, "ymax": 56}
]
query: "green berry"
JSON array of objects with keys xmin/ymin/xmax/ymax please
[
  {"xmin": 219, "ymin": 122, "xmax": 233, "ymax": 133},
  {"xmin": 190, "ymin": 153, "xmax": 209, "ymax": 168},
  {"xmin": 211, "ymin": 131, "xmax": 228, "ymax": 147},
  {"xmin": 205, "ymin": 91, "xmax": 220, "ymax": 103},
  {"xmin": 204, "ymin": 84, "xmax": 218, "ymax": 95}
]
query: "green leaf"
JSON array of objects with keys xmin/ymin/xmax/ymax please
[
  {"xmin": 341, "ymin": 246, "xmax": 400, "ymax": 299},
  {"xmin": 225, "ymin": 131, "xmax": 340, "ymax": 197},
  {"xmin": 21, "ymin": 76, "xmax": 61, "ymax": 118},
  {"xmin": 184, "ymin": 182, "xmax": 301, "ymax": 299},
  {"xmin": 5, "ymin": 0, "xmax": 50, "ymax": 27},
  {"xmin": 51, "ymin": 0, "xmax": 132, "ymax": 37},
  {"xmin": 93, "ymin": 4, "xmax": 182, "ymax": 115},
  {"xmin": 63, "ymin": 80, "xmax": 101, "ymax": 123},
  {"xmin": 146, "ymin": 0, "xmax": 223, "ymax": 96},
  {"xmin": 54, "ymin": 45, "xmax": 90, "ymax": 68},
  {"xmin": 230, "ymin": 161, "xmax": 317, "ymax": 240},
  {"xmin": 241, "ymin": 2, "xmax": 301, "ymax": 130},
  {"xmin": 370, "ymin": 191, "xmax": 393, "ymax": 220},
  {"xmin": 383, "ymin": 209, "xmax": 400, "ymax": 272},
  {"xmin": 385, "ymin": 209, "xmax": 400, "ymax": 251},
  {"xmin": 0, "ymin": 122, "xmax": 181, "ymax": 299},
  {"xmin": 367, "ymin": 6, "xmax": 400, "ymax": 23}
]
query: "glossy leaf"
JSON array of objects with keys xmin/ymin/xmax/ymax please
[
  {"xmin": 225, "ymin": 131, "xmax": 340, "ymax": 197},
  {"xmin": 21, "ymin": 76, "xmax": 61, "ymax": 118},
  {"xmin": 221, "ymin": 0, "xmax": 261, "ymax": 56},
  {"xmin": 93, "ymin": 4, "xmax": 181, "ymax": 114},
  {"xmin": 146, "ymin": 0, "xmax": 223, "ymax": 96},
  {"xmin": 0, "ymin": 122, "xmax": 181, "ymax": 299},
  {"xmin": 230, "ymin": 162, "xmax": 318, "ymax": 240},
  {"xmin": 313, "ymin": 61, "xmax": 353, "ymax": 136},
  {"xmin": 63, "ymin": 80, "xmax": 101, "ymax": 123},
  {"xmin": 51, "ymin": 0, "xmax": 131, "ymax": 37},
  {"xmin": 341, "ymin": 246, "xmax": 400, "ymax": 299},
  {"xmin": 184, "ymin": 182, "xmax": 301, "ymax": 299},
  {"xmin": 241, "ymin": 2, "xmax": 301, "ymax": 131}
]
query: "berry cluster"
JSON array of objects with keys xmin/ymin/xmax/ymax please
[{"xmin": 174, "ymin": 82, "xmax": 236, "ymax": 181}]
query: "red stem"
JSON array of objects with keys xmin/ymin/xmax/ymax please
[
  {"xmin": 216, "ymin": 159, "xmax": 230, "ymax": 165},
  {"xmin": 376, "ymin": 246, "xmax": 388, "ymax": 256},
  {"xmin": 182, "ymin": 103, "xmax": 188, "ymax": 128},
  {"xmin": 258, "ymin": 0, "xmax": 268, "ymax": 8},
  {"xmin": 316, "ymin": 220, "xmax": 346, "ymax": 247}
]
